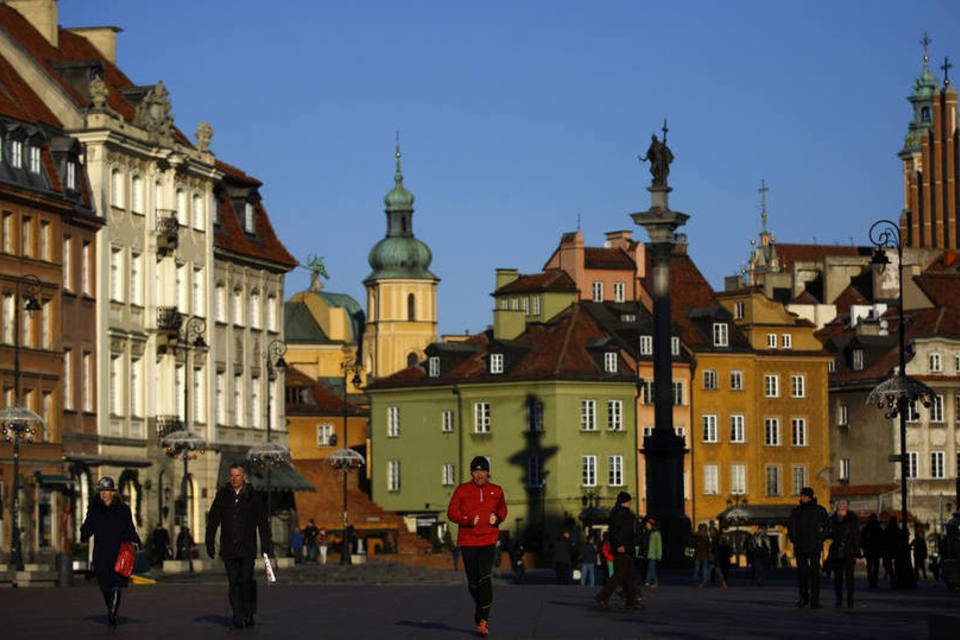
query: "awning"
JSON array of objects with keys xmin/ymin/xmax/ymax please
[
  {"xmin": 716, "ymin": 504, "xmax": 795, "ymax": 528},
  {"xmin": 217, "ymin": 452, "xmax": 316, "ymax": 493},
  {"xmin": 64, "ymin": 454, "xmax": 153, "ymax": 469},
  {"xmin": 33, "ymin": 473, "xmax": 75, "ymax": 488}
]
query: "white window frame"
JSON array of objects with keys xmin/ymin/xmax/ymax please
[
  {"xmin": 490, "ymin": 353, "xmax": 504, "ymax": 374},
  {"xmin": 791, "ymin": 418, "xmax": 807, "ymax": 447},
  {"xmin": 387, "ymin": 406, "xmax": 400, "ymax": 437},
  {"xmin": 11, "ymin": 139, "xmax": 23, "ymax": 168},
  {"xmin": 764, "ymin": 417, "xmax": 780, "ymax": 446},
  {"xmin": 702, "ymin": 414, "xmax": 718, "ymax": 443},
  {"xmin": 244, "ymin": 202, "xmax": 255, "ymax": 233},
  {"xmin": 852, "ymin": 349, "xmax": 864, "ymax": 371},
  {"xmin": 930, "ymin": 394, "xmax": 944, "ymax": 423},
  {"xmin": 734, "ymin": 301, "xmax": 745, "ymax": 320},
  {"xmin": 791, "ymin": 374, "xmax": 805, "ymax": 398},
  {"xmin": 767, "ymin": 333, "xmax": 777, "ymax": 349},
  {"xmin": 839, "ymin": 458, "xmax": 850, "ymax": 481},
  {"xmin": 66, "ymin": 161, "xmax": 77, "ymax": 190},
  {"xmin": 608, "ymin": 455, "xmax": 624, "ymax": 487},
  {"xmin": 591, "ymin": 281, "xmax": 603, "ymax": 302},
  {"xmin": 838, "ymin": 402, "xmax": 848, "ymax": 426},
  {"xmin": 764, "ymin": 374, "xmax": 779, "ymax": 398},
  {"xmin": 474, "ymin": 402, "xmax": 491, "ymax": 433},
  {"xmin": 906, "ymin": 451, "xmax": 918, "ymax": 479},
  {"xmin": 428, "ymin": 356, "xmax": 440, "ymax": 377},
  {"xmin": 930, "ymin": 352, "xmax": 942, "ymax": 373},
  {"xmin": 316, "ymin": 424, "xmax": 334, "ymax": 447},
  {"xmin": 782, "ymin": 334, "xmax": 793, "ymax": 349},
  {"xmin": 581, "ymin": 455, "xmax": 597, "ymax": 487},
  {"xmin": 730, "ymin": 414, "xmax": 745, "ymax": 443},
  {"xmin": 613, "ymin": 282, "xmax": 625, "ymax": 303},
  {"xmin": 580, "ymin": 399, "xmax": 596, "ymax": 431},
  {"xmin": 672, "ymin": 381, "xmax": 684, "ymax": 406},
  {"xmin": 441, "ymin": 410, "xmax": 453, "ymax": 433},
  {"xmin": 640, "ymin": 335, "xmax": 653, "ymax": 356},
  {"xmin": 131, "ymin": 175, "xmax": 143, "ymax": 213},
  {"xmin": 730, "ymin": 464, "xmax": 746, "ymax": 495},
  {"xmin": 703, "ymin": 464, "xmax": 719, "ymax": 495},
  {"xmin": 730, "ymin": 370, "xmax": 743, "ymax": 391},
  {"xmin": 607, "ymin": 399, "xmax": 623, "ymax": 431},
  {"xmin": 765, "ymin": 466, "xmax": 781, "ymax": 496},
  {"xmin": 442, "ymin": 463, "xmax": 456, "ymax": 486},
  {"xmin": 703, "ymin": 369, "xmax": 718, "ymax": 390},
  {"xmin": 931, "ymin": 451, "xmax": 945, "ymax": 479},
  {"xmin": 792, "ymin": 466, "xmax": 807, "ymax": 496},
  {"xmin": 110, "ymin": 167, "xmax": 124, "ymax": 208},
  {"xmin": 671, "ymin": 336, "xmax": 680, "ymax": 356},
  {"xmin": 387, "ymin": 460, "xmax": 401, "ymax": 492},
  {"xmin": 713, "ymin": 322, "xmax": 729, "ymax": 347},
  {"xmin": 604, "ymin": 352, "xmax": 618, "ymax": 373}
]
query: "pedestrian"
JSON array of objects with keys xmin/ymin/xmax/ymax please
[
  {"xmin": 553, "ymin": 530, "xmax": 575, "ymax": 584},
  {"xmin": 149, "ymin": 522, "xmax": 170, "ymax": 566},
  {"xmin": 636, "ymin": 516, "xmax": 650, "ymax": 583},
  {"xmin": 594, "ymin": 491, "xmax": 643, "ymax": 611},
  {"xmin": 303, "ymin": 519, "xmax": 320, "ymax": 563},
  {"xmin": 912, "ymin": 528, "xmax": 928, "ymax": 581},
  {"xmin": 510, "ymin": 541, "xmax": 526, "ymax": 584},
  {"xmin": 787, "ymin": 486, "xmax": 829, "ymax": 608},
  {"xmin": 80, "ymin": 476, "xmax": 141, "ymax": 629},
  {"xmin": 290, "ymin": 528, "xmax": 304, "ymax": 564},
  {"xmin": 881, "ymin": 516, "xmax": 899, "ymax": 585},
  {"xmin": 578, "ymin": 535, "xmax": 597, "ymax": 587},
  {"xmin": 860, "ymin": 514, "xmax": 883, "ymax": 588},
  {"xmin": 894, "ymin": 524, "xmax": 915, "ymax": 588},
  {"xmin": 717, "ymin": 533, "xmax": 733, "ymax": 589},
  {"xmin": 446, "ymin": 456, "xmax": 507, "ymax": 638},
  {"xmin": 708, "ymin": 523, "xmax": 720, "ymax": 584},
  {"xmin": 692, "ymin": 523, "xmax": 711, "ymax": 587},
  {"xmin": 318, "ymin": 527, "xmax": 328, "ymax": 565},
  {"xmin": 749, "ymin": 525, "xmax": 772, "ymax": 586},
  {"xmin": 645, "ymin": 519, "xmax": 662, "ymax": 588},
  {"xmin": 205, "ymin": 463, "xmax": 271, "ymax": 629},
  {"xmin": 175, "ymin": 525, "xmax": 194, "ymax": 560},
  {"xmin": 827, "ymin": 498, "xmax": 860, "ymax": 608}
]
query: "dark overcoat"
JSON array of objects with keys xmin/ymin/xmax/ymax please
[
  {"xmin": 80, "ymin": 496, "xmax": 141, "ymax": 592},
  {"xmin": 205, "ymin": 483, "xmax": 271, "ymax": 559}
]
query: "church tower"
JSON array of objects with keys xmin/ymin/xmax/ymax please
[
  {"xmin": 362, "ymin": 142, "xmax": 440, "ymax": 379},
  {"xmin": 899, "ymin": 34, "xmax": 959, "ymax": 249}
]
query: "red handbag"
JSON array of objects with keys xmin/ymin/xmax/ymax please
[{"xmin": 114, "ymin": 541, "xmax": 135, "ymax": 578}]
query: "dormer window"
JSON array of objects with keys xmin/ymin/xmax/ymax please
[
  {"xmin": 490, "ymin": 353, "xmax": 504, "ymax": 374},
  {"xmin": 28, "ymin": 146, "xmax": 41, "ymax": 174},
  {"xmin": 734, "ymin": 301, "xmax": 745, "ymax": 320},
  {"xmin": 244, "ymin": 202, "xmax": 255, "ymax": 233},
  {"xmin": 929, "ymin": 352, "xmax": 942, "ymax": 373},
  {"xmin": 66, "ymin": 162, "xmax": 77, "ymax": 191},
  {"xmin": 639, "ymin": 335, "xmax": 653, "ymax": 356},
  {"xmin": 428, "ymin": 356, "xmax": 440, "ymax": 377},
  {"xmin": 671, "ymin": 336, "xmax": 680, "ymax": 356},
  {"xmin": 712, "ymin": 323, "xmax": 728, "ymax": 347},
  {"xmin": 852, "ymin": 349, "xmax": 864, "ymax": 371},
  {"xmin": 604, "ymin": 352, "xmax": 618, "ymax": 373},
  {"xmin": 11, "ymin": 140, "xmax": 23, "ymax": 168}
]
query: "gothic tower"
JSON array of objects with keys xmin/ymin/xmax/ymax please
[
  {"xmin": 362, "ymin": 142, "xmax": 439, "ymax": 378},
  {"xmin": 899, "ymin": 36, "xmax": 959, "ymax": 249}
]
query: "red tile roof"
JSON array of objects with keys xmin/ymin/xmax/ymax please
[
  {"xmin": 0, "ymin": 53, "xmax": 61, "ymax": 127},
  {"xmin": 494, "ymin": 269, "xmax": 577, "ymax": 295},
  {"xmin": 642, "ymin": 251, "xmax": 719, "ymax": 347},
  {"xmin": 584, "ymin": 247, "xmax": 635, "ymax": 270},
  {"xmin": 214, "ymin": 179, "xmax": 297, "ymax": 270},
  {"xmin": 775, "ymin": 243, "xmax": 873, "ymax": 270},
  {"xmin": 830, "ymin": 483, "xmax": 898, "ymax": 497},
  {"xmin": 285, "ymin": 366, "xmax": 366, "ymax": 417}
]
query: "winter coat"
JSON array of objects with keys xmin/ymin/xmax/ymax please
[
  {"xmin": 205, "ymin": 483, "xmax": 271, "ymax": 559},
  {"xmin": 647, "ymin": 529, "xmax": 663, "ymax": 561},
  {"xmin": 693, "ymin": 530, "xmax": 711, "ymax": 560},
  {"xmin": 303, "ymin": 524, "xmax": 320, "ymax": 546},
  {"xmin": 860, "ymin": 519, "xmax": 883, "ymax": 557},
  {"xmin": 578, "ymin": 541, "xmax": 597, "ymax": 566},
  {"xmin": 607, "ymin": 504, "xmax": 636, "ymax": 555},
  {"xmin": 912, "ymin": 537, "xmax": 928, "ymax": 561},
  {"xmin": 787, "ymin": 499, "xmax": 829, "ymax": 556},
  {"xmin": 80, "ymin": 496, "xmax": 141, "ymax": 592},
  {"xmin": 827, "ymin": 512, "xmax": 861, "ymax": 563},
  {"xmin": 446, "ymin": 480, "xmax": 507, "ymax": 547},
  {"xmin": 552, "ymin": 534, "xmax": 574, "ymax": 564}
]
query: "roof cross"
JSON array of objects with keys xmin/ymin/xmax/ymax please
[
  {"xmin": 661, "ymin": 118, "xmax": 669, "ymax": 143},
  {"xmin": 759, "ymin": 179, "xmax": 769, "ymax": 231},
  {"xmin": 921, "ymin": 32, "xmax": 932, "ymax": 62},
  {"xmin": 943, "ymin": 56, "xmax": 953, "ymax": 86}
]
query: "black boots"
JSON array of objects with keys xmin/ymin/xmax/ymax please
[{"xmin": 105, "ymin": 589, "xmax": 121, "ymax": 628}]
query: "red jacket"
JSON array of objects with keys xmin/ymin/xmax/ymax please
[{"xmin": 447, "ymin": 480, "xmax": 507, "ymax": 547}]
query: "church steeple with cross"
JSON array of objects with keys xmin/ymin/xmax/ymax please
[
  {"xmin": 743, "ymin": 179, "xmax": 781, "ymax": 286},
  {"xmin": 899, "ymin": 33, "xmax": 960, "ymax": 250}
]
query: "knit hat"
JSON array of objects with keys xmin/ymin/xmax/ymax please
[
  {"xmin": 96, "ymin": 476, "xmax": 117, "ymax": 492},
  {"xmin": 616, "ymin": 491, "xmax": 632, "ymax": 504},
  {"xmin": 800, "ymin": 486, "xmax": 815, "ymax": 499},
  {"xmin": 470, "ymin": 456, "xmax": 490, "ymax": 473}
]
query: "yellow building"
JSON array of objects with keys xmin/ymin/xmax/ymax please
[{"xmin": 284, "ymin": 367, "xmax": 368, "ymax": 461}]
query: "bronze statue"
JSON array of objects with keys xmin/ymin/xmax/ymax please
[{"xmin": 639, "ymin": 133, "xmax": 674, "ymax": 188}]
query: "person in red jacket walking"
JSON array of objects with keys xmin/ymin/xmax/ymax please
[{"xmin": 447, "ymin": 456, "xmax": 507, "ymax": 637}]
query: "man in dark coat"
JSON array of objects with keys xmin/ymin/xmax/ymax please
[
  {"xmin": 826, "ymin": 498, "xmax": 860, "ymax": 608},
  {"xmin": 552, "ymin": 530, "xmax": 575, "ymax": 584},
  {"xmin": 150, "ymin": 522, "xmax": 170, "ymax": 566},
  {"xmin": 787, "ymin": 486, "xmax": 829, "ymax": 608},
  {"xmin": 594, "ymin": 491, "xmax": 642, "ymax": 610},
  {"xmin": 303, "ymin": 519, "xmax": 320, "ymax": 563},
  {"xmin": 206, "ymin": 463, "xmax": 271, "ymax": 629},
  {"xmin": 860, "ymin": 514, "xmax": 883, "ymax": 588}
]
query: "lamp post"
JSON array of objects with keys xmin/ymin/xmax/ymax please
[
  {"xmin": 1, "ymin": 274, "xmax": 43, "ymax": 572},
  {"xmin": 866, "ymin": 219, "xmax": 937, "ymax": 584},
  {"xmin": 332, "ymin": 354, "xmax": 363, "ymax": 565},
  {"xmin": 160, "ymin": 428, "xmax": 207, "ymax": 570},
  {"xmin": 725, "ymin": 494, "xmax": 748, "ymax": 566}
]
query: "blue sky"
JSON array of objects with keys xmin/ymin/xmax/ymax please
[{"xmin": 61, "ymin": 1, "xmax": 960, "ymax": 336}]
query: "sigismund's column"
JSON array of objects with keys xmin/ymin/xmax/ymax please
[{"xmin": 631, "ymin": 125, "xmax": 690, "ymax": 565}]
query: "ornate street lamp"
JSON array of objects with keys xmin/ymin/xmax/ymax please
[
  {"xmin": 249, "ymin": 339, "xmax": 289, "ymax": 536},
  {"xmin": 161, "ymin": 428, "xmax": 207, "ymax": 569},
  {"xmin": 865, "ymin": 219, "xmax": 937, "ymax": 583},
  {"xmin": 725, "ymin": 495, "xmax": 749, "ymax": 565},
  {"xmin": 325, "ymin": 447, "xmax": 365, "ymax": 565},
  {"xmin": 1, "ymin": 274, "xmax": 43, "ymax": 572},
  {"xmin": 331, "ymin": 354, "xmax": 363, "ymax": 565}
]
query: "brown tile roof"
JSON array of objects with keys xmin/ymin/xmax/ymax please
[
  {"xmin": 285, "ymin": 366, "xmax": 366, "ymax": 417},
  {"xmin": 214, "ymin": 180, "xmax": 297, "ymax": 270},
  {"xmin": 830, "ymin": 483, "xmax": 898, "ymax": 497},
  {"xmin": 0, "ymin": 53, "xmax": 60, "ymax": 127},
  {"xmin": 775, "ymin": 243, "xmax": 873, "ymax": 270},
  {"xmin": 642, "ymin": 251, "xmax": 719, "ymax": 347},
  {"xmin": 584, "ymin": 247, "xmax": 635, "ymax": 270},
  {"xmin": 791, "ymin": 289, "xmax": 820, "ymax": 305},
  {"xmin": 494, "ymin": 269, "xmax": 577, "ymax": 295}
]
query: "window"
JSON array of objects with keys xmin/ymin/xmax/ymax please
[
  {"xmin": 671, "ymin": 336, "xmax": 680, "ymax": 356},
  {"xmin": 642, "ymin": 425, "xmax": 654, "ymax": 439},
  {"xmin": 267, "ymin": 295, "xmax": 277, "ymax": 331},
  {"xmin": 791, "ymin": 418, "xmax": 807, "ymax": 447},
  {"xmin": 767, "ymin": 333, "xmax": 777, "ymax": 349},
  {"xmin": 591, "ymin": 281, "xmax": 603, "ymax": 302},
  {"xmin": 702, "ymin": 414, "xmax": 718, "ymax": 443},
  {"xmin": 931, "ymin": 451, "xmax": 945, "ymax": 479},
  {"xmin": 40, "ymin": 300, "xmax": 50, "ymax": 349},
  {"xmin": 233, "ymin": 374, "xmax": 242, "ymax": 425},
  {"xmin": 521, "ymin": 297, "xmax": 529, "ymax": 314},
  {"xmin": 193, "ymin": 267, "xmax": 204, "ymax": 316},
  {"xmin": 192, "ymin": 194, "xmax": 204, "ymax": 230},
  {"xmin": 130, "ymin": 359, "xmax": 141, "ymax": 417},
  {"xmin": 428, "ymin": 356, "xmax": 440, "ymax": 377},
  {"xmin": 215, "ymin": 372, "xmax": 225, "ymax": 424},
  {"xmin": 956, "ymin": 353, "xmax": 960, "ymax": 373},
  {"xmin": 607, "ymin": 400, "xmax": 622, "ymax": 431},
  {"xmin": 40, "ymin": 221, "xmax": 50, "ymax": 261},
  {"xmin": 906, "ymin": 400, "xmax": 920, "ymax": 422},
  {"xmin": 734, "ymin": 301, "xmax": 745, "ymax": 320},
  {"xmin": 640, "ymin": 380, "xmax": 653, "ymax": 405},
  {"xmin": 852, "ymin": 349, "xmax": 864, "ymax": 371},
  {"xmin": 82, "ymin": 351, "xmax": 92, "ymax": 412},
  {"xmin": 130, "ymin": 176, "xmax": 143, "ymax": 213},
  {"xmin": 250, "ymin": 376, "xmax": 261, "ymax": 428},
  {"xmin": 640, "ymin": 335, "xmax": 653, "ymax": 356},
  {"xmin": 233, "ymin": 289, "xmax": 243, "ymax": 325},
  {"xmin": 442, "ymin": 464, "xmax": 456, "ymax": 486},
  {"xmin": 489, "ymin": 353, "xmax": 503, "ymax": 374},
  {"xmin": 111, "ymin": 168, "xmax": 124, "ymax": 208},
  {"xmin": 931, "ymin": 394, "xmax": 944, "ymax": 423},
  {"xmin": 244, "ymin": 202, "xmax": 255, "ymax": 233},
  {"xmin": 764, "ymin": 418, "xmax": 780, "ymax": 446},
  {"xmin": 730, "ymin": 370, "xmax": 743, "ymax": 390},
  {"xmin": 0, "ymin": 293, "xmax": 12, "ymax": 344},
  {"xmin": 764, "ymin": 374, "xmax": 779, "ymax": 398},
  {"xmin": 66, "ymin": 162, "xmax": 77, "ymax": 191},
  {"xmin": 729, "ymin": 415, "xmax": 745, "ymax": 443},
  {"xmin": 828, "ymin": 360, "xmax": 837, "ymax": 373},
  {"xmin": 792, "ymin": 466, "xmax": 807, "ymax": 496},
  {"xmin": 21, "ymin": 216, "xmax": 31, "ymax": 257},
  {"xmin": 2, "ymin": 212, "xmax": 11, "ymax": 253},
  {"xmin": 407, "ymin": 293, "xmax": 416, "ymax": 321},
  {"xmin": 474, "ymin": 402, "xmax": 490, "ymax": 433},
  {"xmin": 765, "ymin": 466, "xmax": 781, "ymax": 496},
  {"xmin": 713, "ymin": 323, "xmax": 729, "ymax": 347},
  {"xmin": 613, "ymin": 282, "xmax": 625, "ymax": 303},
  {"xmin": 906, "ymin": 451, "xmax": 918, "ymax": 479},
  {"xmin": 837, "ymin": 402, "xmax": 848, "ymax": 426},
  {"xmin": 531, "ymin": 295, "xmax": 541, "ymax": 316},
  {"xmin": 10, "ymin": 139, "xmax": 23, "ymax": 168},
  {"xmin": 387, "ymin": 406, "xmax": 400, "ymax": 437},
  {"xmin": 110, "ymin": 247, "xmax": 123, "ymax": 302},
  {"xmin": 608, "ymin": 455, "xmax": 624, "ymax": 487},
  {"xmin": 248, "ymin": 292, "xmax": 260, "ymax": 328},
  {"xmin": 781, "ymin": 334, "xmax": 793, "ymax": 349},
  {"xmin": 839, "ymin": 458, "xmax": 850, "ymax": 482},
  {"xmin": 703, "ymin": 369, "xmax": 718, "ymax": 390},
  {"xmin": 28, "ymin": 145, "xmax": 40, "ymax": 174},
  {"xmin": 62, "ymin": 237, "xmax": 72, "ymax": 290},
  {"xmin": 581, "ymin": 455, "xmax": 597, "ymax": 487},
  {"xmin": 110, "ymin": 355, "xmax": 122, "ymax": 416},
  {"xmin": 63, "ymin": 349, "xmax": 73, "ymax": 410},
  {"xmin": 604, "ymin": 352, "xmax": 618, "ymax": 373},
  {"xmin": 730, "ymin": 464, "xmax": 746, "ymax": 495},
  {"xmin": 215, "ymin": 285, "xmax": 226, "ymax": 322},
  {"xmin": 176, "ymin": 264, "xmax": 187, "ymax": 311},
  {"xmin": 580, "ymin": 399, "xmax": 596, "ymax": 431},
  {"xmin": 527, "ymin": 456, "xmax": 544, "ymax": 488},
  {"xmin": 316, "ymin": 424, "xmax": 334, "ymax": 447},
  {"xmin": 387, "ymin": 460, "xmax": 401, "ymax": 491},
  {"xmin": 81, "ymin": 241, "xmax": 91, "ymax": 295},
  {"xmin": 441, "ymin": 410, "xmax": 453, "ymax": 432},
  {"xmin": 791, "ymin": 375, "xmax": 805, "ymax": 398},
  {"xmin": 672, "ymin": 381, "xmax": 684, "ymax": 406},
  {"xmin": 510, "ymin": 297, "xmax": 518, "ymax": 311},
  {"xmin": 703, "ymin": 464, "xmax": 719, "ymax": 495}
]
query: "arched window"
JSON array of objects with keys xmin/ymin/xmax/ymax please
[
  {"xmin": 407, "ymin": 352, "xmax": 419, "ymax": 367},
  {"xmin": 407, "ymin": 293, "xmax": 416, "ymax": 321},
  {"xmin": 921, "ymin": 106, "xmax": 931, "ymax": 122}
]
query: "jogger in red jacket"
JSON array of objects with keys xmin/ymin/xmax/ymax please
[{"xmin": 447, "ymin": 456, "xmax": 507, "ymax": 637}]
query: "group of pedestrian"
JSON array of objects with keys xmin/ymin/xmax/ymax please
[{"xmin": 296, "ymin": 519, "xmax": 327, "ymax": 564}]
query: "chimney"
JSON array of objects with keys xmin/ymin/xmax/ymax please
[
  {"xmin": 66, "ymin": 26, "xmax": 122, "ymax": 64},
  {"xmin": 8, "ymin": 0, "xmax": 59, "ymax": 48},
  {"xmin": 495, "ymin": 268, "xmax": 519, "ymax": 291},
  {"xmin": 604, "ymin": 230, "xmax": 632, "ymax": 250}
]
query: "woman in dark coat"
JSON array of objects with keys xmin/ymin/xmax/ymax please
[
  {"xmin": 827, "ymin": 499, "xmax": 860, "ymax": 608},
  {"xmin": 80, "ymin": 477, "xmax": 141, "ymax": 628}
]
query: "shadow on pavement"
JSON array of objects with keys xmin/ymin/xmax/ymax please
[
  {"xmin": 192, "ymin": 613, "xmax": 234, "ymax": 628},
  {"xmin": 396, "ymin": 620, "xmax": 472, "ymax": 634}
]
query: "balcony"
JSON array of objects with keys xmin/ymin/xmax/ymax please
[
  {"xmin": 156, "ymin": 414, "xmax": 183, "ymax": 441},
  {"xmin": 156, "ymin": 306, "xmax": 183, "ymax": 353},
  {"xmin": 156, "ymin": 209, "xmax": 179, "ymax": 257}
]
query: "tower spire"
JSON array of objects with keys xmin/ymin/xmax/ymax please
[
  {"xmin": 759, "ymin": 178, "xmax": 769, "ymax": 232},
  {"xmin": 394, "ymin": 130, "xmax": 403, "ymax": 184},
  {"xmin": 921, "ymin": 32, "xmax": 932, "ymax": 63}
]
